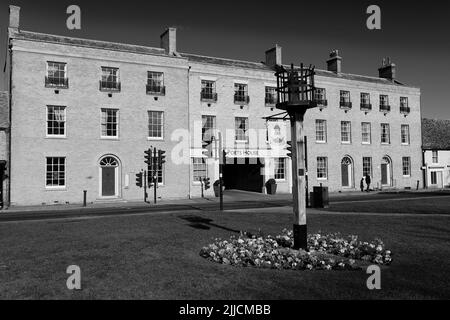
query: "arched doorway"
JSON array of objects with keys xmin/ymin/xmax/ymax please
[
  {"xmin": 99, "ymin": 155, "xmax": 121, "ymax": 198},
  {"xmin": 341, "ymin": 156, "xmax": 354, "ymax": 188},
  {"xmin": 381, "ymin": 156, "xmax": 392, "ymax": 187}
]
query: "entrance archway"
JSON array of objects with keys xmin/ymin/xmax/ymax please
[
  {"xmin": 99, "ymin": 155, "xmax": 121, "ymax": 198},
  {"xmin": 341, "ymin": 156, "xmax": 354, "ymax": 188},
  {"xmin": 381, "ymin": 156, "xmax": 392, "ymax": 186}
]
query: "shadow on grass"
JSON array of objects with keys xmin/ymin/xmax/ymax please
[{"xmin": 180, "ymin": 215, "xmax": 240, "ymax": 233}]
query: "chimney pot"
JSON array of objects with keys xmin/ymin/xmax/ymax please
[
  {"xmin": 378, "ymin": 57, "xmax": 396, "ymax": 81},
  {"xmin": 327, "ymin": 49, "xmax": 342, "ymax": 73},
  {"xmin": 265, "ymin": 45, "xmax": 282, "ymax": 68},
  {"xmin": 9, "ymin": 5, "xmax": 20, "ymax": 30},
  {"xmin": 160, "ymin": 27, "xmax": 177, "ymax": 56}
]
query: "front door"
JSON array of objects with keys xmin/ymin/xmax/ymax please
[
  {"xmin": 381, "ymin": 164, "xmax": 388, "ymax": 185},
  {"xmin": 102, "ymin": 167, "xmax": 115, "ymax": 196},
  {"xmin": 341, "ymin": 157, "xmax": 352, "ymax": 188},
  {"xmin": 99, "ymin": 156, "xmax": 120, "ymax": 198}
]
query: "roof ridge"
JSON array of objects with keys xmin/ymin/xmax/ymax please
[{"xmin": 181, "ymin": 52, "xmax": 266, "ymax": 66}]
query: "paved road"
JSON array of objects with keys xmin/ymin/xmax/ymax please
[{"xmin": 0, "ymin": 189, "xmax": 449, "ymax": 223}]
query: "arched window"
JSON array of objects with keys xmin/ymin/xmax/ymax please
[
  {"xmin": 100, "ymin": 156, "xmax": 119, "ymax": 167},
  {"xmin": 341, "ymin": 157, "xmax": 352, "ymax": 165}
]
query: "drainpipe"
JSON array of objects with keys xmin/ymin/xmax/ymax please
[
  {"xmin": 6, "ymin": 43, "xmax": 13, "ymax": 208},
  {"xmin": 422, "ymin": 149, "xmax": 427, "ymax": 189},
  {"xmin": 187, "ymin": 65, "xmax": 191, "ymax": 199}
]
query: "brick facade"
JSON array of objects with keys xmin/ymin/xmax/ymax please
[{"xmin": 2, "ymin": 6, "xmax": 423, "ymax": 206}]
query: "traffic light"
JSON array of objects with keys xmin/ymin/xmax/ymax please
[
  {"xmin": 144, "ymin": 148, "xmax": 152, "ymax": 165},
  {"xmin": 203, "ymin": 177, "xmax": 210, "ymax": 190},
  {"xmin": 158, "ymin": 149, "xmax": 166, "ymax": 166},
  {"xmin": 135, "ymin": 172, "xmax": 143, "ymax": 187},
  {"xmin": 286, "ymin": 141, "xmax": 293, "ymax": 158}
]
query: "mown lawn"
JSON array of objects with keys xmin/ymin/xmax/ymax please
[
  {"xmin": 326, "ymin": 195, "xmax": 450, "ymax": 214},
  {"xmin": 0, "ymin": 208, "xmax": 449, "ymax": 299}
]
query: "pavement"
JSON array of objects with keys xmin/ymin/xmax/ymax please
[{"xmin": 0, "ymin": 188, "xmax": 449, "ymax": 223}]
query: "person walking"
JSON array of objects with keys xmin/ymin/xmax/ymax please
[
  {"xmin": 365, "ymin": 174, "xmax": 371, "ymax": 192},
  {"xmin": 360, "ymin": 177, "xmax": 365, "ymax": 192}
]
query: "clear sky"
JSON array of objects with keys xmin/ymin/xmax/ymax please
[{"xmin": 1, "ymin": 0, "xmax": 449, "ymax": 119}]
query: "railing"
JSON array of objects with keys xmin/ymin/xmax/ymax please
[
  {"xmin": 340, "ymin": 101, "xmax": 352, "ymax": 109},
  {"xmin": 380, "ymin": 105, "xmax": 391, "ymax": 112},
  {"xmin": 201, "ymin": 91, "xmax": 218, "ymax": 102},
  {"xmin": 360, "ymin": 103, "xmax": 372, "ymax": 111},
  {"xmin": 99, "ymin": 80, "xmax": 121, "ymax": 92},
  {"xmin": 265, "ymin": 96, "xmax": 277, "ymax": 106},
  {"xmin": 45, "ymin": 77, "xmax": 69, "ymax": 88},
  {"xmin": 146, "ymin": 84, "xmax": 166, "ymax": 95},
  {"xmin": 400, "ymin": 106, "xmax": 411, "ymax": 114},
  {"xmin": 234, "ymin": 94, "xmax": 250, "ymax": 104},
  {"xmin": 315, "ymin": 99, "xmax": 328, "ymax": 107}
]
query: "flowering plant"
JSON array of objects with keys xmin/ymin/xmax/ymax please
[{"xmin": 200, "ymin": 229, "xmax": 392, "ymax": 271}]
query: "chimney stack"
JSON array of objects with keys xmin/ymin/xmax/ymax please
[
  {"xmin": 265, "ymin": 45, "xmax": 282, "ymax": 68},
  {"xmin": 160, "ymin": 27, "xmax": 177, "ymax": 56},
  {"xmin": 327, "ymin": 50, "xmax": 342, "ymax": 73},
  {"xmin": 9, "ymin": 5, "xmax": 20, "ymax": 30},
  {"xmin": 378, "ymin": 57, "xmax": 396, "ymax": 81}
]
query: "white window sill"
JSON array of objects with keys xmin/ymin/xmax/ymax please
[
  {"xmin": 147, "ymin": 137, "xmax": 164, "ymax": 141},
  {"xmin": 317, "ymin": 178, "xmax": 328, "ymax": 181},
  {"xmin": 362, "ymin": 142, "xmax": 371, "ymax": 145},
  {"xmin": 275, "ymin": 179, "xmax": 287, "ymax": 183},
  {"xmin": 46, "ymin": 135, "xmax": 67, "ymax": 139},
  {"xmin": 45, "ymin": 187, "xmax": 67, "ymax": 191},
  {"xmin": 101, "ymin": 136, "xmax": 119, "ymax": 140},
  {"xmin": 401, "ymin": 143, "xmax": 410, "ymax": 146},
  {"xmin": 341, "ymin": 142, "xmax": 351, "ymax": 144},
  {"xmin": 316, "ymin": 141, "xmax": 327, "ymax": 144}
]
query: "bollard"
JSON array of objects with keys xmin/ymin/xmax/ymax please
[
  {"xmin": 416, "ymin": 180, "xmax": 420, "ymax": 190},
  {"xmin": 83, "ymin": 190, "xmax": 87, "ymax": 207}
]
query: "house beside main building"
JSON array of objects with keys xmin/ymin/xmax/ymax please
[
  {"xmin": 0, "ymin": 5, "xmax": 423, "ymax": 207},
  {"xmin": 422, "ymin": 118, "xmax": 450, "ymax": 189}
]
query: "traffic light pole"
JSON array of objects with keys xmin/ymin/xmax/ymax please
[
  {"xmin": 218, "ymin": 132, "xmax": 223, "ymax": 211},
  {"xmin": 290, "ymin": 111, "xmax": 307, "ymax": 250},
  {"xmin": 153, "ymin": 147, "xmax": 157, "ymax": 204},
  {"xmin": 143, "ymin": 170, "xmax": 148, "ymax": 203}
]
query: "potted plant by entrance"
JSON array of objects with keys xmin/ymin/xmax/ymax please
[
  {"xmin": 265, "ymin": 178, "xmax": 277, "ymax": 195},
  {"xmin": 213, "ymin": 180, "xmax": 221, "ymax": 197}
]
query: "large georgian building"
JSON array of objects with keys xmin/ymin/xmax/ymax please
[{"xmin": 0, "ymin": 5, "xmax": 422, "ymax": 206}]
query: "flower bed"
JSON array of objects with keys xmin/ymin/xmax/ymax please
[{"xmin": 200, "ymin": 229, "xmax": 392, "ymax": 271}]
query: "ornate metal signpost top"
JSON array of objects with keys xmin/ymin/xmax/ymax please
[{"xmin": 275, "ymin": 63, "xmax": 317, "ymax": 250}]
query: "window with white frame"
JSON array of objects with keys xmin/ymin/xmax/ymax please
[
  {"xmin": 101, "ymin": 108, "xmax": 118, "ymax": 138},
  {"xmin": 148, "ymin": 111, "xmax": 164, "ymax": 139},
  {"xmin": 202, "ymin": 115, "xmax": 216, "ymax": 143},
  {"xmin": 46, "ymin": 62, "xmax": 67, "ymax": 87},
  {"xmin": 363, "ymin": 157, "xmax": 372, "ymax": 177},
  {"xmin": 46, "ymin": 157, "xmax": 65, "ymax": 187},
  {"xmin": 193, "ymin": 158, "xmax": 207, "ymax": 182},
  {"xmin": 340, "ymin": 90, "xmax": 351, "ymax": 103},
  {"xmin": 380, "ymin": 95, "xmax": 389, "ymax": 107},
  {"xmin": 360, "ymin": 92, "xmax": 370, "ymax": 106},
  {"xmin": 47, "ymin": 106, "xmax": 66, "ymax": 136},
  {"xmin": 341, "ymin": 121, "xmax": 352, "ymax": 143},
  {"xmin": 100, "ymin": 67, "xmax": 120, "ymax": 90},
  {"xmin": 235, "ymin": 117, "xmax": 249, "ymax": 142},
  {"xmin": 432, "ymin": 150, "xmax": 438, "ymax": 163},
  {"xmin": 401, "ymin": 125, "xmax": 410, "ymax": 145},
  {"xmin": 400, "ymin": 97, "xmax": 409, "ymax": 108},
  {"xmin": 314, "ymin": 88, "xmax": 327, "ymax": 103},
  {"xmin": 274, "ymin": 158, "xmax": 286, "ymax": 180},
  {"xmin": 234, "ymin": 83, "xmax": 249, "ymax": 103},
  {"xmin": 201, "ymin": 80, "xmax": 217, "ymax": 101},
  {"xmin": 317, "ymin": 157, "xmax": 328, "ymax": 179},
  {"xmin": 402, "ymin": 157, "xmax": 411, "ymax": 177},
  {"xmin": 147, "ymin": 71, "xmax": 165, "ymax": 94},
  {"xmin": 265, "ymin": 86, "xmax": 277, "ymax": 105},
  {"xmin": 381, "ymin": 123, "xmax": 390, "ymax": 144},
  {"xmin": 315, "ymin": 119, "xmax": 327, "ymax": 143},
  {"xmin": 361, "ymin": 122, "xmax": 371, "ymax": 144}
]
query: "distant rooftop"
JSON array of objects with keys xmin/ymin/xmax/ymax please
[
  {"xmin": 10, "ymin": 29, "xmax": 410, "ymax": 87},
  {"xmin": 422, "ymin": 118, "xmax": 450, "ymax": 150}
]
